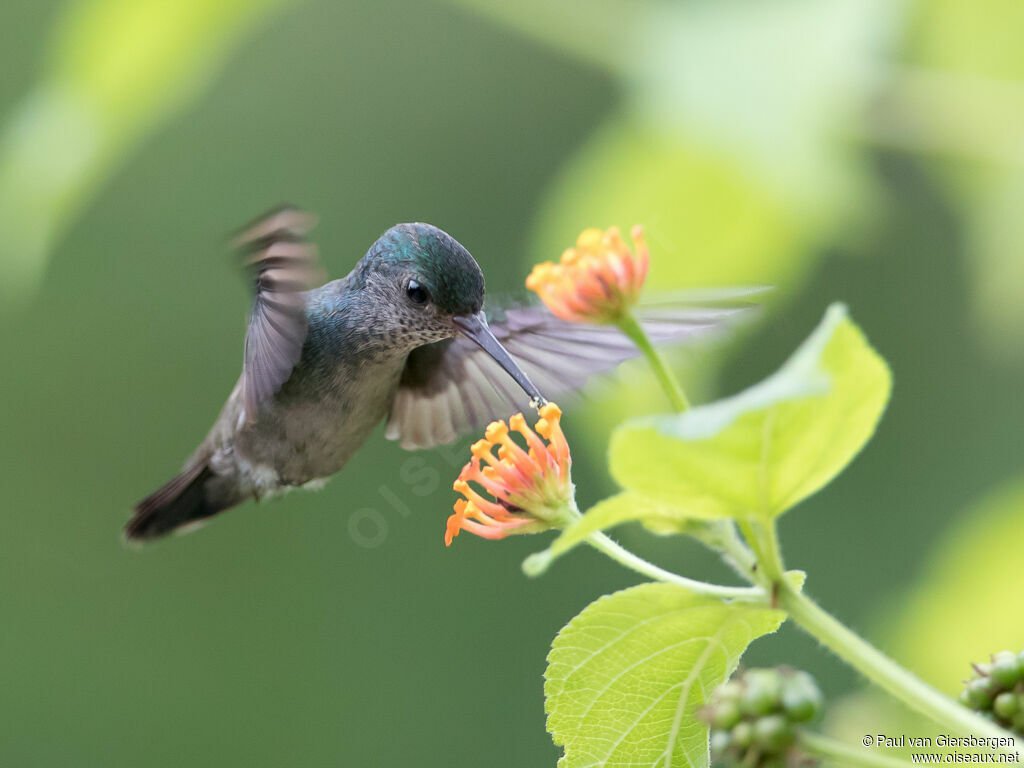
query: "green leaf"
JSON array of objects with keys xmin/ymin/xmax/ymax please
[
  {"xmin": 545, "ymin": 583, "xmax": 784, "ymax": 768},
  {"xmin": 523, "ymin": 491, "xmax": 710, "ymax": 576},
  {"xmin": 0, "ymin": 0, "xmax": 294, "ymax": 306},
  {"xmin": 610, "ymin": 304, "xmax": 891, "ymax": 520},
  {"xmin": 529, "ymin": 115, "xmax": 810, "ymax": 293},
  {"xmin": 522, "ymin": 0, "xmax": 892, "ymax": 441},
  {"xmin": 903, "ymin": 1, "xmax": 1024, "ymax": 362},
  {"xmin": 458, "ymin": 1, "xmax": 891, "ymax": 242},
  {"xmin": 629, "ymin": 0, "xmax": 891, "ymax": 215},
  {"xmin": 526, "ymin": 115, "xmax": 819, "ymax": 445},
  {"xmin": 908, "ymin": 0, "xmax": 1024, "ymax": 80}
]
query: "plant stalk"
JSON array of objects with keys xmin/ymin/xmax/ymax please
[
  {"xmin": 617, "ymin": 311, "xmax": 691, "ymax": 412},
  {"xmin": 797, "ymin": 731, "xmax": 917, "ymax": 768},
  {"xmin": 708, "ymin": 521, "xmax": 760, "ymax": 583},
  {"xmin": 737, "ymin": 516, "xmax": 1019, "ymax": 743},
  {"xmin": 586, "ymin": 531, "xmax": 766, "ymax": 602},
  {"xmin": 613, "ymin": 297, "xmax": 1012, "ymax": 743},
  {"xmin": 778, "ymin": 580, "xmax": 1016, "ymax": 743}
]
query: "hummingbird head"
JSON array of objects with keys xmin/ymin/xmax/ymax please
[
  {"xmin": 361, "ymin": 223, "xmax": 485, "ymax": 339},
  {"xmin": 360, "ymin": 222, "xmax": 545, "ymax": 404}
]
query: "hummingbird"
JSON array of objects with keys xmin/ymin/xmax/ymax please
[{"xmin": 125, "ymin": 207, "xmax": 751, "ymax": 542}]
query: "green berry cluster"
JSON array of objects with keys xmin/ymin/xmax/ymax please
[
  {"xmin": 704, "ymin": 667, "xmax": 823, "ymax": 768},
  {"xmin": 961, "ymin": 650, "xmax": 1024, "ymax": 734}
]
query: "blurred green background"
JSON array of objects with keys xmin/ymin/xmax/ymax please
[{"xmin": 1, "ymin": 0, "xmax": 1023, "ymax": 765}]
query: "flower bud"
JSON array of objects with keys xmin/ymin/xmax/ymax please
[
  {"xmin": 961, "ymin": 649, "xmax": 1024, "ymax": 735},
  {"xmin": 754, "ymin": 714, "xmax": 795, "ymax": 753},
  {"xmin": 965, "ymin": 677, "xmax": 995, "ymax": 710},
  {"xmin": 711, "ymin": 699, "xmax": 742, "ymax": 731},
  {"xmin": 710, "ymin": 730, "xmax": 732, "ymax": 757},
  {"xmin": 731, "ymin": 721, "xmax": 753, "ymax": 749},
  {"xmin": 991, "ymin": 651, "xmax": 1022, "ymax": 688},
  {"xmin": 703, "ymin": 667, "xmax": 823, "ymax": 767},
  {"xmin": 741, "ymin": 669, "xmax": 784, "ymax": 716},
  {"xmin": 782, "ymin": 670, "xmax": 823, "ymax": 723},
  {"xmin": 994, "ymin": 692, "xmax": 1020, "ymax": 720}
]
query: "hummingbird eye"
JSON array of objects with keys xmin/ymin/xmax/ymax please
[{"xmin": 406, "ymin": 279, "xmax": 430, "ymax": 305}]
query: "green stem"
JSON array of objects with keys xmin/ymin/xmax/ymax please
[
  {"xmin": 739, "ymin": 518, "xmax": 1018, "ymax": 742},
  {"xmin": 756, "ymin": 520, "xmax": 786, "ymax": 583},
  {"xmin": 710, "ymin": 521, "xmax": 760, "ymax": 583},
  {"xmin": 606, "ymin": 301, "xmax": 1013, "ymax": 743},
  {"xmin": 736, "ymin": 519, "xmax": 785, "ymax": 588},
  {"xmin": 797, "ymin": 731, "xmax": 916, "ymax": 768},
  {"xmin": 586, "ymin": 531, "xmax": 766, "ymax": 602},
  {"xmin": 778, "ymin": 580, "xmax": 1015, "ymax": 742},
  {"xmin": 618, "ymin": 311, "xmax": 691, "ymax": 412},
  {"xmin": 585, "ymin": 519, "xmax": 1017, "ymax": 742}
]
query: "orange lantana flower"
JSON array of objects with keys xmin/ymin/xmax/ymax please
[
  {"xmin": 526, "ymin": 226, "xmax": 649, "ymax": 324},
  {"xmin": 446, "ymin": 403, "xmax": 573, "ymax": 545}
]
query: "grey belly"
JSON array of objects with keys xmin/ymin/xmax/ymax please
[
  {"xmin": 212, "ymin": 356, "xmax": 404, "ymax": 496},
  {"xmin": 238, "ymin": 389, "xmax": 394, "ymax": 487}
]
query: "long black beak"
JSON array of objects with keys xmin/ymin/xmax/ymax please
[{"xmin": 453, "ymin": 312, "xmax": 547, "ymax": 407}]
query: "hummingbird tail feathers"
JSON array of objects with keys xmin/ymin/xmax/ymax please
[{"xmin": 125, "ymin": 463, "xmax": 228, "ymax": 542}]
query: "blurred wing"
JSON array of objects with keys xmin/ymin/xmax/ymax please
[
  {"xmin": 386, "ymin": 294, "xmax": 759, "ymax": 450},
  {"xmin": 235, "ymin": 207, "xmax": 324, "ymax": 420}
]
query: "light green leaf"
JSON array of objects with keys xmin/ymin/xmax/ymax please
[
  {"xmin": 523, "ymin": 491, "xmax": 711, "ymax": 577},
  {"xmin": 526, "ymin": 115, "xmax": 815, "ymax": 445},
  {"xmin": 629, "ymin": 0, "xmax": 891, "ymax": 214},
  {"xmin": 903, "ymin": 1, "xmax": 1024, "ymax": 361},
  {"xmin": 457, "ymin": 1, "xmax": 892, "ymax": 238},
  {"xmin": 529, "ymin": 115, "xmax": 809, "ymax": 293},
  {"xmin": 546, "ymin": 583, "xmax": 784, "ymax": 768},
  {"xmin": 610, "ymin": 304, "xmax": 891, "ymax": 520},
  {"xmin": 520, "ymin": 0, "xmax": 896, "ymax": 441},
  {"xmin": 0, "ymin": 0, "xmax": 294, "ymax": 306},
  {"xmin": 909, "ymin": 0, "xmax": 1024, "ymax": 80}
]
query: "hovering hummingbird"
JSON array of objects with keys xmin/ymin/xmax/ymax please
[{"xmin": 125, "ymin": 207, "xmax": 751, "ymax": 541}]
